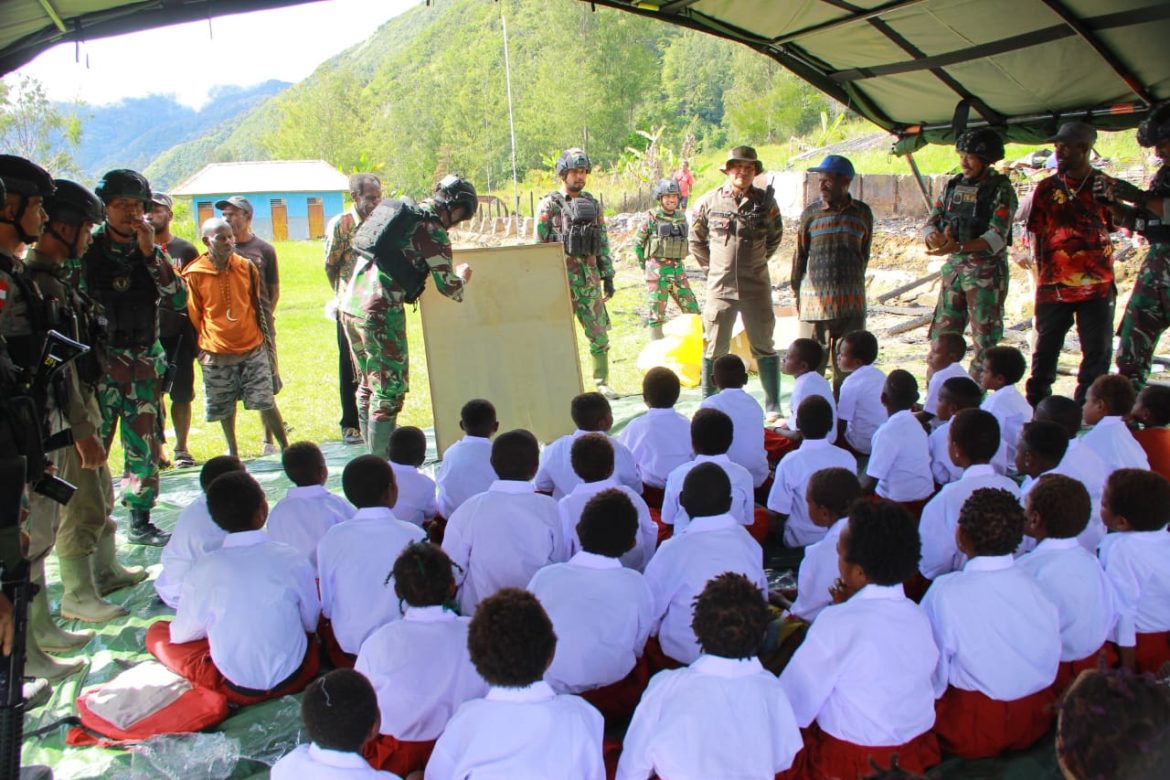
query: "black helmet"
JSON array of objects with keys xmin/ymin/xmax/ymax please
[
  {"xmin": 956, "ymin": 128, "xmax": 1005, "ymax": 164},
  {"xmin": 0, "ymin": 155, "xmax": 55, "ymax": 199},
  {"xmin": 1137, "ymin": 102, "xmax": 1170, "ymax": 148},
  {"xmin": 45, "ymin": 179, "xmax": 105, "ymax": 226},
  {"xmin": 94, "ymin": 169, "xmax": 151, "ymax": 205},
  {"xmin": 433, "ymin": 174, "xmax": 478, "ymax": 221},
  {"xmin": 555, "ymin": 148, "xmax": 592, "ymax": 177},
  {"xmin": 653, "ymin": 178, "xmax": 681, "ymax": 199}
]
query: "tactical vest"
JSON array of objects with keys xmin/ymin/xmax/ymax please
[
  {"xmin": 0, "ymin": 253, "xmax": 46, "ymax": 371},
  {"xmin": 939, "ymin": 172, "xmax": 1006, "ymax": 246},
  {"xmin": 26, "ymin": 262, "xmax": 106, "ymax": 385},
  {"xmin": 550, "ymin": 193, "xmax": 604, "ymax": 257},
  {"xmin": 1134, "ymin": 166, "xmax": 1170, "ymax": 244},
  {"xmin": 83, "ymin": 252, "xmax": 160, "ymax": 350},
  {"xmin": 706, "ymin": 185, "xmax": 775, "ymax": 243},
  {"xmin": 646, "ymin": 211, "xmax": 689, "ymax": 259},
  {"xmin": 352, "ymin": 197, "xmax": 434, "ymax": 304}
]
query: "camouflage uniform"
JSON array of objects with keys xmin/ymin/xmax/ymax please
[
  {"xmin": 632, "ymin": 206, "xmax": 699, "ymax": 326},
  {"xmin": 80, "ymin": 225, "xmax": 186, "ymax": 511},
  {"xmin": 926, "ymin": 171, "xmax": 1017, "ymax": 376},
  {"xmin": 1116, "ymin": 165, "xmax": 1170, "ymax": 388}
]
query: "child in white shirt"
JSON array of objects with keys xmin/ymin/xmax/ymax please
[
  {"xmin": 863, "ymin": 370, "xmax": 934, "ymax": 511},
  {"xmin": 1016, "ymin": 420, "xmax": 1105, "ymax": 551},
  {"xmin": 772, "ymin": 338, "xmax": 836, "ymax": 446},
  {"xmin": 928, "ymin": 376, "xmax": 984, "ymax": 486},
  {"xmin": 1080, "ymin": 374, "xmax": 1151, "ymax": 471},
  {"xmin": 835, "ymin": 330, "xmax": 887, "ymax": 455},
  {"xmin": 978, "ymin": 346, "xmax": 1032, "ymax": 475},
  {"xmin": 701, "ymin": 354, "xmax": 769, "ymax": 486},
  {"xmin": 617, "ymin": 367, "xmax": 692, "ymax": 502},
  {"xmin": 919, "ymin": 333, "xmax": 970, "ymax": 428},
  {"xmin": 388, "ymin": 426, "xmax": 438, "ymax": 528},
  {"xmin": 535, "ymin": 392, "xmax": 642, "ymax": 499},
  {"xmin": 1034, "ymin": 394, "xmax": 1111, "ymax": 508},
  {"xmin": 787, "ymin": 467, "xmax": 862, "ymax": 623},
  {"xmin": 435, "ymin": 398, "xmax": 498, "ymax": 519},
  {"xmin": 266, "ymin": 441, "xmax": 355, "ymax": 568},
  {"xmin": 661, "ymin": 408, "xmax": 755, "ymax": 534}
]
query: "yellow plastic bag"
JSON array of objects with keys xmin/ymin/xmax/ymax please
[{"xmin": 637, "ymin": 314, "xmax": 704, "ymax": 387}]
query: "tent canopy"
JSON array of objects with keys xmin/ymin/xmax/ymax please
[{"xmin": 2, "ymin": 0, "xmax": 1168, "ymax": 150}]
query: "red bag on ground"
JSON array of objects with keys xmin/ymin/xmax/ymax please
[{"xmin": 67, "ymin": 678, "xmax": 230, "ymax": 747}]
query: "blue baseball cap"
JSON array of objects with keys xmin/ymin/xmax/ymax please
[{"xmin": 808, "ymin": 154, "xmax": 855, "ymax": 178}]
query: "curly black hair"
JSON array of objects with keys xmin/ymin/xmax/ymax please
[
  {"xmin": 842, "ymin": 330, "xmax": 879, "ymax": 365},
  {"xmin": 199, "ymin": 455, "xmax": 244, "ymax": 492},
  {"xmin": 1027, "ymin": 474, "xmax": 1091, "ymax": 539},
  {"xmin": 938, "ymin": 376, "xmax": 984, "ymax": 411},
  {"xmin": 842, "ymin": 500, "xmax": 921, "ymax": 586},
  {"xmin": 570, "ymin": 392, "xmax": 612, "ymax": 431},
  {"xmin": 642, "ymin": 366, "xmax": 681, "ymax": 409},
  {"xmin": 983, "ymin": 346, "xmax": 1027, "ymax": 385},
  {"xmin": 1089, "ymin": 374, "xmax": 1138, "ymax": 417},
  {"xmin": 206, "ymin": 471, "xmax": 266, "ymax": 533},
  {"xmin": 570, "ymin": 433, "xmax": 614, "ymax": 483},
  {"xmin": 460, "ymin": 398, "xmax": 497, "ymax": 437},
  {"xmin": 1137, "ymin": 384, "xmax": 1170, "ymax": 427},
  {"xmin": 1018, "ymin": 421, "xmax": 1069, "ymax": 469},
  {"xmin": 957, "ymin": 488, "xmax": 1026, "ymax": 556},
  {"xmin": 1104, "ymin": 469, "xmax": 1170, "ymax": 531},
  {"xmin": 690, "ymin": 408, "xmax": 733, "ymax": 456},
  {"xmin": 933, "ymin": 332, "xmax": 968, "ymax": 362},
  {"xmin": 468, "ymin": 588, "xmax": 556, "ymax": 687},
  {"xmin": 691, "ymin": 572, "xmax": 769, "ymax": 659},
  {"xmin": 806, "ymin": 467, "xmax": 861, "ymax": 519},
  {"xmin": 342, "ymin": 454, "xmax": 397, "ymax": 509},
  {"xmin": 577, "ymin": 488, "xmax": 638, "ymax": 558},
  {"xmin": 788, "ymin": 338, "xmax": 824, "ymax": 372},
  {"xmin": 281, "ymin": 441, "xmax": 325, "ymax": 487},
  {"xmin": 301, "ymin": 669, "xmax": 379, "ymax": 753},
  {"xmin": 795, "ymin": 395, "xmax": 834, "ymax": 439},
  {"xmin": 883, "ymin": 369, "xmax": 920, "ymax": 410},
  {"xmin": 680, "ymin": 462, "xmax": 732, "ymax": 518},
  {"xmin": 713, "ymin": 354, "xmax": 748, "ymax": 389},
  {"xmin": 392, "ymin": 542, "xmax": 455, "ymax": 608},
  {"xmin": 1035, "ymin": 395, "xmax": 1083, "ymax": 439},
  {"xmin": 948, "ymin": 408, "xmax": 1000, "ymax": 463},
  {"xmin": 490, "ymin": 429, "xmax": 540, "ymax": 481},
  {"xmin": 389, "ymin": 426, "xmax": 427, "ymax": 467}
]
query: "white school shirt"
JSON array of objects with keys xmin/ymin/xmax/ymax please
[
  {"xmin": 660, "ymin": 453, "xmax": 754, "ymax": 533},
  {"xmin": 272, "ymin": 744, "xmax": 400, "ymax": 780},
  {"xmin": 316, "ymin": 507, "xmax": 426, "ymax": 654},
  {"xmin": 266, "ymin": 484, "xmax": 355, "ymax": 569},
  {"xmin": 928, "ymin": 420, "xmax": 963, "ymax": 486},
  {"xmin": 789, "ymin": 517, "xmax": 847, "ymax": 622},
  {"xmin": 922, "ymin": 555, "xmax": 1061, "ymax": 700},
  {"xmin": 923, "ymin": 362, "xmax": 970, "ymax": 418},
  {"xmin": 788, "ymin": 371, "xmax": 837, "ymax": 444},
  {"xmin": 616, "ymin": 655, "xmax": 802, "ymax": 780},
  {"xmin": 919, "ymin": 464, "xmax": 1020, "ymax": 580},
  {"xmin": 766, "ymin": 439, "xmax": 857, "ymax": 547},
  {"xmin": 643, "ymin": 513, "xmax": 766, "ymax": 665},
  {"xmin": 424, "ymin": 682, "xmax": 605, "ymax": 780},
  {"xmin": 557, "ymin": 478, "xmax": 657, "ymax": 571},
  {"xmin": 1017, "ymin": 538, "xmax": 1118, "ymax": 662},
  {"xmin": 980, "ymin": 385, "xmax": 1031, "ymax": 475},
  {"xmin": 1020, "ymin": 464, "xmax": 1106, "ymax": 552},
  {"xmin": 388, "ymin": 462, "xmax": 438, "ymax": 527},
  {"xmin": 527, "ymin": 552, "xmax": 655, "ymax": 694},
  {"xmin": 617, "ymin": 408, "xmax": 693, "ymax": 489},
  {"xmin": 837, "ymin": 364, "xmax": 887, "ymax": 454},
  {"xmin": 866, "ymin": 410, "xmax": 934, "ymax": 502},
  {"xmin": 1079, "ymin": 416, "xmax": 1150, "ymax": 473},
  {"xmin": 535, "ymin": 429, "xmax": 643, "ymax": 499},
  {"xmin": 780, "ymin": 584, "xmax": 938, "ymax": 747},
  {"xmin": 701, "ymin": 388, "xmax": 769, "ymax": 486},
  {"xmin": 441, "ymin": 480, "xmax": 565, "ymax": 614},
  {"xmin": 155, "ymin": 495, "xmax": 227, "ymax": 609},
  {"xmin": 1097, "ymin": 529, "xmax": 1170, "ymax": 647},
  {"xmin": 435, "ymin": 435, "xmax": 496, "ymax": 518},
  {"xmin": 170, "ymin": 530, "xmax": 320, "ymax": 691},
  {"xmin": 354, "ymin": 605, "xmax": 487, "ymax": 741}
]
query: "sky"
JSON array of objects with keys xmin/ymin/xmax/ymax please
[{"xmin": 12, "ymin": 0, "xmax": 420, "ymax": 109}]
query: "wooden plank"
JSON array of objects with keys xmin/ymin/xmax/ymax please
[
  {"xmin": 876, "ymin": 271, "xmax": 939, "ymax": 303},
  {"xmin": 885, "ymin": 312, "xmax": 933, "ymax": 335}
]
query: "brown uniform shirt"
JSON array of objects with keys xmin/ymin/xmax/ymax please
[{"xmin": 689, "ymin": 184, "xmax": 784, "ymax": 300}]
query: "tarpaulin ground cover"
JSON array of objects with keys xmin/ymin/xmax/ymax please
[{"xmin": 21, "ymin": 387, "xmax": 1060, "ymax": 778}]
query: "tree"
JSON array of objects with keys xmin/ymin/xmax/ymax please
[{"xmin": 0, "ymin": 75, "xmax": 83, "ymax": 175}]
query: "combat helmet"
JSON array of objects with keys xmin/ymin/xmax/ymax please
[
  {"xmin": 94, "ymin": 169, "xmax": 151, "ymax": 206},
  {"xmin": 1137, "ymin": 102, "xmax": 1170, "ymax": 148},
  {"xmin": 653, "ymin": 178, "xmax": 681, "ymax": 199},
  {"xmin": 555, "ymin": 148, "xmax": 592, "ymax": 177},
  {"xmin": 955, "ymin": 128, "xmax": 1006, "ymax": 164},
  {"xmin": 0, "ymin": 155, "xmax": 55, "ymax": 242},
  {"xmin": 433, "ymin": 174, "xmax": 478, "ymax": 223},
  {"xmin": 45, "ymin": 180, "xmax": 106, "ymax": 226}
]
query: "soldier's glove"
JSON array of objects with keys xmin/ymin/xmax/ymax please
[
  {"xmin": 602, "ymin": 277, "xmax": 615, "ymax": 299},
  {"xmin": 1109, "ymin": 178, "xmax": 1147, "ymax": 206}
]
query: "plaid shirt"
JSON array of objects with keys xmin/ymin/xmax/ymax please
[{"xmin": 792, "ymin": 197, "xmax": 873, "ymax": 321}]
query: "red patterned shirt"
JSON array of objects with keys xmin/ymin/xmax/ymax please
[{"xmin": 1026, "ymin": 171, "xmax": 1116, "ymax": 304}]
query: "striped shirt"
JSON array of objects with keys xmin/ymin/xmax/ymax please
[{"xmin": 792, "ymin": 198, "xmax": 873, "ymax": 321}]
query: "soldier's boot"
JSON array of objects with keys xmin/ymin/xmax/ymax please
[
  {"xmin": 128, "ymin": 509, "xmax": 171, "ymax": 547},
  {"xmin": 93, "ymin": 528, "xmax": 147, "ymax": 595},
  {"xmin": 701, "ymin": 358, "xmax": 716, "ymax": 398},
  {"xmin": 648, "ymin": 324, "xmax": 665, "ymax": 341},
  {"xmin": 357, "ymin": 403, "xmax": 369, "ymax": 447},
  {"xmin": 758, "ymin": 355, "xmax": 783, "ymax": 425},
  {"xmin": 30, "ymin": 582, "xmax": 93, "ymax": 653},
  {"xmin": 25, "ymin": 631, "xmax": 85, "ymax": 681},
  {"xmin": 369, "ymin": 417, "xmax": 397, "ymax": 459},
  {"xmin": 59, "ymin": 556, "xmax": 128, "ymax": 623},
  {"xmin": 591, "ymin": 353, "xmax": 619, "ymax": 400}
]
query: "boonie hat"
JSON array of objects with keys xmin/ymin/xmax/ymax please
[
  {"xmin": 214, "ymin": 195, "xmax": 253, "ymax": 216},
  {"xmin": 722, "ymin": 146, "xmax": 764, "ymax": 175},
  {"xmin": 1047, "ymin": 121, "xmax": 1097, "ymax": 147},
  {"xmin": 808, "ymin": 155, "xmax": 856, "ymax": 178}
]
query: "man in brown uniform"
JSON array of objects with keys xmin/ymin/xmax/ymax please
[{"xmin": 690, "ymin": 146, "xmax": 785, "ymax": 418}]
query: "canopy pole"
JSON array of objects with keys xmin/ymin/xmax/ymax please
[
  {"xmin": 501, "ymin": 12, "xmax": 520, "ymax": 218},
  {"xmin": 904, "ymin": 153, "xmax": 933, "ymax": 210},
  {"xmin": 34, "ymin": 0, "xmax": 67, "ymax": 32}
]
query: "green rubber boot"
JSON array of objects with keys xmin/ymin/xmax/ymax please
[
  {"xmin": 93, "ymin": 527, "xmax": 147, "ymax": 595},
  {"xmin": 648, "ymin": 324, "xmax": 665, "ymax": 341},
  {"xmin": 369, "ymin": 417, "xmax": 397, "ymax": 459},
  {"xmin": 757, "ymin": 354, "xmax": 783, "ymax": 422},
  {"xmin": 25, "ymin": 632, "xmax": 84, "ymax": 680},
  {"xmin": 591, "ymin": 353, "xmax": 618, "ymax": 400},
  {"xmin": 60, "ymin": 556, "xmax": 128, "ymax": 623},
  {"xmin": 701, "ymin": 358, "xmax": 716, "ymax": 398},
  {"xmin": 30, "ymin": 581, "xmax": 94, "ymax": 653}
]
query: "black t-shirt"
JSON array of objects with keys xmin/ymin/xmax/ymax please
[
  {"xmin": 233, "ymin": 235, "xmax": 279, "ymax": 311},
  {"xmin": 165, "ymin": 237, "xmax": 199, "ymax": 271}
]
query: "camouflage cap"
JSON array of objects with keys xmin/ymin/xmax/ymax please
[{"xmin": 722, "ymin": 146, "xmax": 764, "ymax": 175}]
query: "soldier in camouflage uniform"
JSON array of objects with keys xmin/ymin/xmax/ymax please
[
  {"xmin": 340, "ymin": 175, "xmax": 476, "ymax": 458},
  {"xmin": 1103, "ymin": 102, "xmax": 1170, "ymax": 388},
  {"xmin": 632, "ymin": 177, "xmax": 699, "ymax": 340},
  {"xmin": 81, "ymin": 170, "xmax": 186, "ymax": 546},
  {"xmin": 537, "ymin": 148, "xmax": 618, "ymax": 399},
  {"xmin": 925, "ymin": 128, "xmax": 1018, "ymax": 378}
]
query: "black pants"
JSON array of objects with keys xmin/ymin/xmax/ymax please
[
  {"xmin": 1025, "ymin": 291, "xmax": 1115, "ymax": 407},
  {"xmin": 336, "ymin": 316, "xmax": 359, "ymax": 429}
]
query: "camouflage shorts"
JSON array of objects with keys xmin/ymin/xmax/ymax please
[{"xmin": 201, "ymin": 347, "xmax": 275, "ymax": 421}]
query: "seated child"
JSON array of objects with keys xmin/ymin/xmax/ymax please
[
  {"xmin": 536, "ymin": 392, "xmax": 642, "ymax": 500},
  {"xmin": 617, "ymin": 367, "xmax": 692, "ymax": 501},
  {"xmin": 1017, "ymin": 474, "xmax": 1118, "ymax": 693},
  {"xmin": 155, "ymin": 455, "xmax": 243, "ymax": 608},
  {"xmin": 773, "ymin": 338, "xmax": 837, "ymax": 445},
  {"xmin": 661, "ymin": 408, "xmax": 754, "ymax": 534},
  {"xmin": 266, "ymin": 441, "xmax": 355, "ymax": 568},
  {"xmin": 919, "ymin": 333, "xmax": 970, "ymax": 427},
  {"xmin": 863, "ymin": 370, "xmax": 934, "ymax": 513},
  {"xmin": 1131, "ymin": 384, "xmax": 1170, "ymax": 480},
  {"xmin": 271, "ymin": 670, "xmax": 397, "ymax": 779},
  {"xmin": 1034, "ymin": 395, "xmax": 1109, "ymax": 509},
  {"xmin": 922, "ymin": 488, "xmax": 1061, "ymax": 759},
  {"xmin": 436, "ymin": 398, "xmax": 499, "ymax": 518},
  {"xmin": 780, "ymin": 500, "xmax": 941, "ymax": 779},
  {"xmin": 355, "ymin": 543, "xmax": 487, "ymax": 775},
  {"xmin": 928, "ymin": 376, "xmax": 983, "ymax": 486},
  {"xmin": 788, "ymin": 467, "xmax": 862, "ymax": 623},
  {"xmin": 700, "ymin": 354, "xmax": 768, "ymax": 486},
  {"xmin": 618, "ymin": 573, "xmax": 802, "ymax": 780},
  {"xmin": 836, "ymin": 329, "xmax": 887, "ymax": 456},
  {"xmin": 146, "ymin": 471, "xmax": 321, "ymax": 704},
  {"xmin": 1016, "ymin": 421, "xmax": 1104, "ymax": 551},
  {"xmin": 1081, "ymin": 375, "xmax": 1151, "ymax": 472},
  {"xmin": 766, "ymin": 396, "xmax": 857, "ymax": 548},
  {"xmin": 644, "ymin": 463, "xmax": 767, "ymax": 667},
  {"xmin": 443, "ymin": 430, "xmax": 565, "ymax": 614},
  {"xmin": 978, "ymin": 346, "xmax": 1032, "ymax": 475},
  {"xmin": 557, "ymin": 434, "xmax": 656, "ymax": 571},
  {"xmin": 528, "ymin": 490, "xmax": 655, "ymax": 719},
  {"xmin": 425, "ymin": 589, "xmax": 605, "ymax": 778},
  {"xmin": 388, "ymin": 427, "xmax": 438, "ymax": 528},
  {"xmin": 919, "ymin": 409, "xmax": 1019, "ymax": 580},
  {"xmin": 1098, "ymin": 468, "xmax": 1170, "ymax": 675},
  {"xmin": 317, "ymin": 455, "xmax": 426, "ymax": 666}
]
